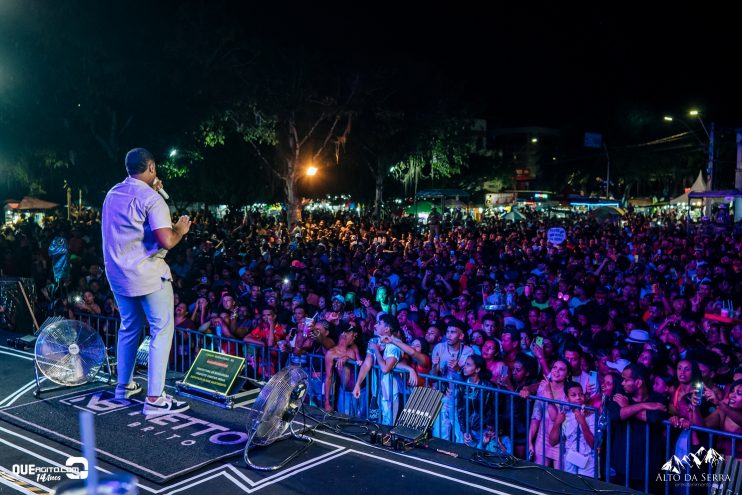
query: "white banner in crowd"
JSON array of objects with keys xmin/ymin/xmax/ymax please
[{"xmin": 547, "ymin": 227, "xmax": 566, "ymax": 244}]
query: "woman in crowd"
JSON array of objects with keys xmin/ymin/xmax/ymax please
[
  {"xmin": 457, "ymin": 354, "xmax": 494, "ymax": 448},
  {"xmin": 387, "ymin": 335, "xmax": 432, "ymax": 386},
  {"xmin": 529, "ymin": 358, "xmax": 569, "ymax": 467},
  {"xmin": 703, "ymin": 379, "xmax": 742, "ymax": 458},
  {"xmin": 481, "ymin": 339, "xmax": 507, "ymax": 386}
]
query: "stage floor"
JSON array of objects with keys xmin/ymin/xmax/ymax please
[{"xmin": 0, "ymin": 343, "xmax": 638, "ymax": 495}]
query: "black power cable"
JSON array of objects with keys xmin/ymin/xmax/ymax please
[
  {"xmin": 469, "ymin": 450, "xmax": 636, "ymax": 495},
  {"xmin": 301, "ymin": 405, "xmax": 636, "ymax": 495}
]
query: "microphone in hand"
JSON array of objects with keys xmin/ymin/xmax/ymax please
[{"xmin": 152, "ymin": 177, "xmax": 170, "ymax": 200}]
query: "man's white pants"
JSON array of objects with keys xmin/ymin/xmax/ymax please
[{"xmin": 113, "ymin": 281, "xmax": 174, "ymax": 397}]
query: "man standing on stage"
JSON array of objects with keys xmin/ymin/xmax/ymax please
[{"xmin": 103, "ymin": 147, "xmax": 191, "ymax": 416}]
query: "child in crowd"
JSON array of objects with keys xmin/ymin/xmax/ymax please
[{"xmin": 550, "ymin": 381, "xmax": 595, "ymax": 477}]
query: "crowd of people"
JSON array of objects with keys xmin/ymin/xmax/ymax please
[{"xmin": 2, "ymin": 203, "xmax": 742, "ymax": 489}]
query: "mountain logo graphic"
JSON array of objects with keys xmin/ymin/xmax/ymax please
[{"xmin": 661, "ymin": 447, "xmax": 724, "ymax": 474}]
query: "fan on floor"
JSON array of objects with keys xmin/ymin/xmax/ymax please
[
  {"xmin": 34, "ymin": 319, "xmax": 111, "ymax": 397},
  {"xmin": 243, "ymin": 366, "xmax": 313, "ymax": 471}
]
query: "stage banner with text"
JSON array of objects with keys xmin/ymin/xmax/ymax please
[{"xmin": 183, "ymin": 349, "xmax": 244, "ymax": 395}]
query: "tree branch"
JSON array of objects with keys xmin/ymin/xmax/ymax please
[
  {"xmin": 297, "ymin": 112, "xmax": 327, "ymax": 150},
  {"xmin": 312, "ymin": 113, "xmax": 342, "ymax": 162},
  {"xmin": 247, "ymin": 140, "xmax": 283, "ymax": 180}
]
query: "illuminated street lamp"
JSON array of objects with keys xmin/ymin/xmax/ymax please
[
  {"xmin": 664, "ymin": 109, "xmax": 716, "ymax": 213},
  {"xmin": 662, "ymin": 115, "xmax": 705, "ymax": 147},
  {"xmin": 306, "ymin": 166, "xmax": 318, "ymax": 177},
  {"xmin": 169, "ymin": 148, "xmax": 178, "ymax": 158}
]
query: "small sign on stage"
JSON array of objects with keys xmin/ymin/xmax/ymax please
[
  {"xmin": 182, "ymin": 349, "xmax": 245, "ymax": 396},
  {"xmin": 547, "ymin": 227, "xmax": 567, "ymax": 244}
]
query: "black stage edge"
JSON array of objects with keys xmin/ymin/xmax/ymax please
[{"xmin": 0, "ymin": 344, "xmax": 640, "ymax": 494}]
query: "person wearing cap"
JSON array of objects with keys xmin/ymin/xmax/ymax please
[
  {"xmin": 103, "ymin": 147, "xmax": 191, "ymax": 415},
  {"xmin": 625, "ymin": 328, "xmax": 650, "ymax": 347},
  {"xmin": 431, "ymin": 319, "xmax": 475, "ymax": 442},
  {"xmin": 605, "ymin": 358, "xmax": 631, "ymax": 373}
]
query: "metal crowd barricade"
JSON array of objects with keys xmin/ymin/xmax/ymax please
[
  {"xmin": 663, "ymin": 421, "xmax": 742, "ymax": 495},
  {"xmin": 73, "ymin": 312, "xmax": 121, "ymax": 350},
  {"xmin": 71, "ymin": 312, "xmax": 742, "ymax": 493}
]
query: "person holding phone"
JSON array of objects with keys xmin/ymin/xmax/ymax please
[
  {"xmin": 431, "ymin": 319, "xmax": 474, "ymax": 442},
  {"xmin": 529, "ymin": 358, "xmax": 569, "ymax": 467}
]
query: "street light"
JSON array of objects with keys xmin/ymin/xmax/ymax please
[
  {"xmin": 169, "ymin": 148, "xmax": 178, "ymax": 158},
  {"xmin": 306, "ymin": 166, "xmax": 318, "ymax": 177},
  {"xmin": 688, "ymin": 110, "xmax": 710, "ymax": 139},
  {"xmin": 663, "ymin": 109, "xmax": 716, "ymax": 213},
  {"xmin": 662, "ymin": 115, "xmax": 706, "ymax": 147}
]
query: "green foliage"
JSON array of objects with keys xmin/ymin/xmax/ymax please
[
  {"xmin": 158, "ymin": 159, "xmax": 190, "ymax": 179},
  {"xmin": 201, "ymin": 107, "xmax": 278, "ymax": 149},
  {"xmin": 391, "ymin": 119, "xmax": 475, "ymax": 193}
]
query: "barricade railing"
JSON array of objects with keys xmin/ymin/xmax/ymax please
[
  {"xmin": 662, "ymin": 420, "xmax": 742, "ymax": 495},
  {"xmin": 74, "ymin": 312, "xmax": 120, "ymax": 350},
  {"xmin": 72, "ymin": 312, "xmax": 742, "ymax": 493}
]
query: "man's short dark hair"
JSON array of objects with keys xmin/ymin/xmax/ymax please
[
  {"xmin": 446, "ymin": 318, "xmax": 467, "ymax": 333},
  {"xmin": 564, "ymin": 381, "xmax": 582, "ymax": 395},
  {"xmin": 501, "ymin": 328, "xmax": 520, "ymax": 343},
  {"xmin": 378, "ymin": 313, "xmax": 400, "ymax": 335},
  {"xmin": 482, "ymin": 313, "xmax": 497, "ymax": 324},
  {"xmin": 563, "ymin": 343, "xmax": 581, "ymax": 357},
  {"xmin": 125, "ymin": 147, "xmax": 154, "ymax": 176},
  {"xmin": 625, "ymin": 363, "xmax": 649, "ymax": 387}
]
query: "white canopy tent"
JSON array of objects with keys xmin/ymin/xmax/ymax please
[{"xmin": 670, "ymin": 171, "xmax": 706, "ymax": 205}]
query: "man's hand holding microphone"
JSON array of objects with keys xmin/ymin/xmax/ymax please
[{"xmin": 152, "ymin": 176, "xmax": 191, "ymax": 239}]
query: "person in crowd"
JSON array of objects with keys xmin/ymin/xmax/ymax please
[
  {"xmin": 703, "ymin": 379, "xmax": 742, "ymax": 458},
  {"xmin": 397, "ymin": 303, "xmax": 423, "ymax": 343},
  {"xmin": 352, "ymin": 314, "xmax": 417, "ymax": 425},
  {"xmin": 456, "ymin": 354, "xmax": 494, "ymax": 448},
  {"xmin": 608, "ymin": 363, "xmax": 667, "ymax": 490},
  {"xmin": 431, "ymin": 319, "xmax": 474, "ymax": 442},
  {"xmin": 244, "ymin": 306, "xmax": 286, "ymax": 376},
  {"xmin": 173, "ymin": 301, "xmax": 197, "ymax": 367},
  {"xmin": 75, "ymin": 290, "xmax": 101, "ymax": 314},
  {"xmin": 549, "ymin": 381, "xmax": 595, "ymax": 476},
  {"xmin": 529, "ymin": 358, "xmax": 570, "ymax": 467},
  {"xmin": 324, "ymin": 327, "xmax": 362, "ymax": 414},
  {"xmin": 385, "ymin": 334, "xmax": 432, "ymax": 386}
]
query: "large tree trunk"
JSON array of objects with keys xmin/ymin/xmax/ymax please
[
  {"xmin": 374, "ymin": 173, "xmax": 384, "ymax": 219},
  {"xmin": 285, "ymin": 166, "xmax": 301, "ymax": 226}
]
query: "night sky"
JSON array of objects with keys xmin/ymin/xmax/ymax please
[
  {"xmin": 2, "ymin": 3, "xmax": 739, "ymax": 129},
  {"xmin": 1, "ymin": 1, "xmax": 740, "ymax": 200}
]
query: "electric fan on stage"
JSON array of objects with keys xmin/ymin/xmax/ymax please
[
  {"xmin": 33, "ymin": 319, "xmax": 111, "ymax": 398},
  {"xmin": 243, "ymin": 366, "xmax": 313, "ymax": 471}
]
